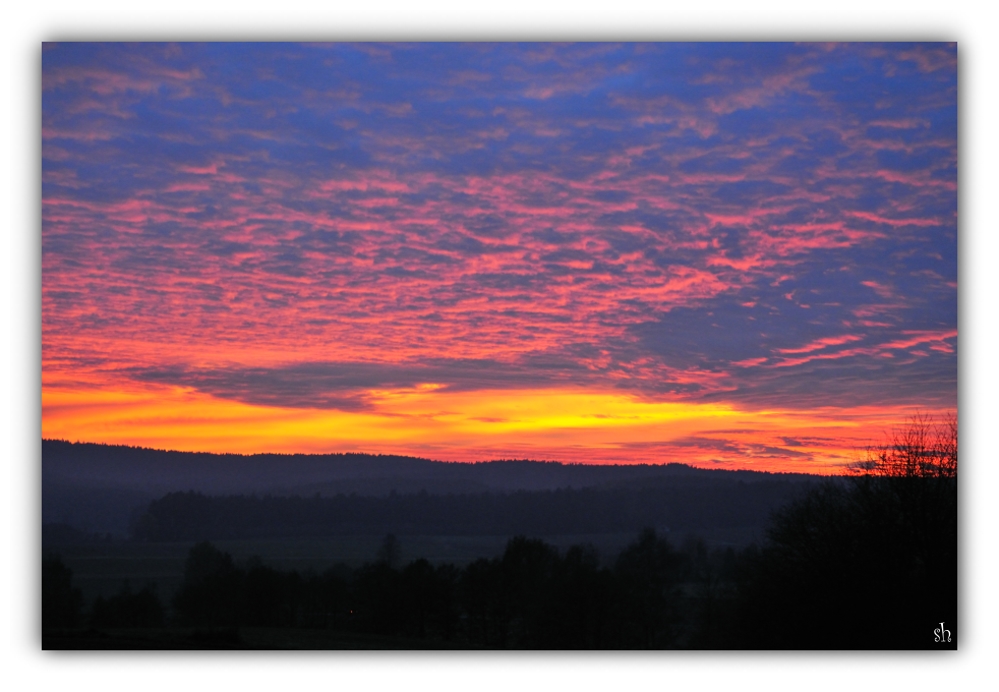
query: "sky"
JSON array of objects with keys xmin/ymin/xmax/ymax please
[{"xmin": 41, "ymin": 42, "xmax": 957, "ymax": 473}]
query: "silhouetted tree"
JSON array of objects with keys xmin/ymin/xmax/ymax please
[
  {"xmin": 499, "ymin": 536, "xmax": 560, "ymax": 647},
  {"xmin": 460, "ymin": 556, "xmax": 505, "ymax": 647},
  {"xmin": 547, "ymin": 544, "xmax": 613, "ymax": 648},
  {"xmin": 854, "ymin": 412, "xmax": 957, "ymax": 480},
  {"xmin": 294, "ymin": 566, "xmax": 351, "ymax": 629},
  {"xmin": 398, "ymin": 558, "xmax": 459, "ymax": 639},
  {"xmin": 376, "ymin": 533, "xmax": 401, "ymax": 568},
  {"xmin": 681, "ymin": 537, "xmax": 740, "ymax": 648},
  {"xmin": 352, "ymin": 560, "xmax": 404, "ymax": 635},
  {"xmin": 91, "ymin": 582, "xmax": 165, "ymax": 628},
  {"xmin": 737, "ymin": 414, "xmax": 957, "ymax": 649},
  {"xmin": 173, "ymin": 542, "xmax": 243, "ymax": 627},
  {"xmin": 242, "ymin": 561, "xmax": 300, "ymax": 627},
  {"xmin": 431, "ymin": 562, "xmax": 461, "ymax": 642},
  {"xmin": 42, "ymin": 556, "xmax": 83, "ymax": 630},
  {"xmin": 613, "ymin": 528, "xmax": 684, "ymax": 648}
]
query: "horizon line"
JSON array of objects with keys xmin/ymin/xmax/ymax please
[{"xmin": 41, "ymin": 437, "xmax": 821, "ymax": 475}]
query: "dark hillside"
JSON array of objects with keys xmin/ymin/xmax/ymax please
[
  {"xmin": 131, "ymin": 478, "xmax": 819, "ymax": 543},
  {"xmin": 44, "ymin": 439, "xmax": 821, "ymax": 536}
]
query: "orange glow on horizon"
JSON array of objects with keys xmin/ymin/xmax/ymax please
[
  {"xmin": 41, "ymin": 381, "xmax": 953, "ymax": 475},
  {"xmin": 41, "ymin": 44, "xmax": 957, "ymax": 484}
]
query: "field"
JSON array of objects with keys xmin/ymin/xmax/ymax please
[{"xmin": 49, "ymin": 528, "xmax": 760, "ymax": 607}]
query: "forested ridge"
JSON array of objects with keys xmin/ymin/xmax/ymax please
[
  {"xmin": 44, "ymin": 438, "xmax": 819, "ymax": 536},
  {"xmin": 130, "ymin": 480, "xmax": 812, "ymax": 541}
]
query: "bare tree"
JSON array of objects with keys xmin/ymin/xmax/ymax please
[
  {"xmin": 852, "ymin": 412, "xmax": 957, "ymax": 479},
  {"xmin": 739, "ymin": 413, "xmax": 958, "ymax": 648}
]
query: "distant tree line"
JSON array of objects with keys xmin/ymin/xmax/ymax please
[
  {"xmin": 45, "ymin": 528, "xmax": 733, "ymax": 649},
  {"xmin": 130, "ymin": 480, "xmax": 810, "ymax": 541}
]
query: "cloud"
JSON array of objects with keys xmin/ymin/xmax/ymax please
[
  {"xmin": 126, "ymin": 357, "xmax": 596, "ymax": 410},
  {"xmin": 42, "ymin": 43, "xmax": 957, "ymax": 450}
]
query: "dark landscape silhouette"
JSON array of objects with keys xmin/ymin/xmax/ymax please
[
  {"xmin": 42, "ymin": 417, "xmax": 957, "ymax": 650},
  {"xmin": 42, "ymin": 439, "xmax": 817, "ymax": 537}
]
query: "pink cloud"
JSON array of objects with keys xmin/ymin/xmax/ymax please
[
  {"xmin": 776, "ymin": 334, "xmax": 864, "ymax": 355},
  {"xmin": 179, "ymin": 163, "xmax": 219, "ymax": 175},
  {"xmin": 849, "ymin": 210, "xmax": 941, "ymax": 227}
]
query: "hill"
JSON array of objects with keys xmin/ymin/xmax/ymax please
[{"xmin": 43, "ymin": 439, "xmax": 819, "ymax": 536}]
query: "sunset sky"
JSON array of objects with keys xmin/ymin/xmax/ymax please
[{"xmin": 41, "ymin": 42, "xmax": 957, "ymax": 473}]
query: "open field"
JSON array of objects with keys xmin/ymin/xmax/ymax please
[{"xmin": 47, "ymin": 527, "xmax": 760, "ymax": 607}]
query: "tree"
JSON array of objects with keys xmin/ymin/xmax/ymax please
[
  {"xmin": 613, "ymin": 528, "xmax": 684, "ymax": 648},
  {"xmin": 548, "ymin": 544, "xmax": 613, "ymax": 648},
  {"xmin": 376, "ymin": 533, "xmax": 401, "ymax": 569},
  {"xmin": 172, "ymin": 542, "xmax": 243, "ymax": 627},
  {"xmin": 737, "ymin": 414, "xmax": 957, "ymax": 649},
  {"xmin": 91, "ymin": 582, "xmax": 165, "ymax": 629},
  {"xmin": 42, "ymin": 556, "xmax": 83, "ymax": 630},
  {"xmin": 853, "ymin": 412, "xmax": 957, "ymax": 479},
  {"xmin": 849, "ymin": 413, "xmax": 957, "ymax": 617}
]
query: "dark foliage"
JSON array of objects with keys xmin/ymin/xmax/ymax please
[
  {"xmin": 42, "ymin": 556, "xmax": 83, "ymax": 629},
  {"xmin": 131, "ymin": 480, "xmax": 811, "ymax": 542},
  {"xmin": 44, "ymin": 418, "xmax": 956, "ymax": 650},
  {"xmin": 91, "ymin": 583, "xmax": 165, "ymax": 629},
  {"xmin": 736, "ymin": 416, "xmax": 957, "ymax": 649},
  {"xmin": 172, "ymin": 542, "xmax": 245, "ymax": 627},
  {"xmin": 613, "ymin": 528, "xmax": 684, "ymax": 648},
  {"xmin": 159, "ymin": 529, "xmax": 690, "ymax": 649}
]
